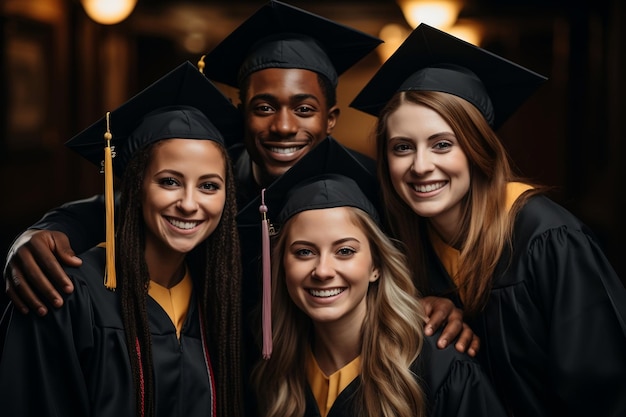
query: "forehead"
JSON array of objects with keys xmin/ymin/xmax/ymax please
[
  {"xmin": 149, "ymin": 139, "xmax": 225, "ymax": 169},
  {"xmin": 287, "ymin": 207, "xmax": 365, "ymax": 238},
  {"xmin": 245, "ymin": 68, "xmax": 325, "ymax": 102},
  {"xmin": 387, "ymin": 102, "xmax": 452, "ymax": 136}
]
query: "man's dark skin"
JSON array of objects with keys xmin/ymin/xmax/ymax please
[
  {"xmin": 4, "ymin": 66, "xmax": 479, "ymax": 356},
  {"xmin": 245, "ymin": 68, "xmax": 338, "ymax": 186}
]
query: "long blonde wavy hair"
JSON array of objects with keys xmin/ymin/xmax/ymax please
[{"xmin": 252, "ymin": 207, "xmax": 427, "ymax": 417}]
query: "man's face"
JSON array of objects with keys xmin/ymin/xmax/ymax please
[{"xmin": 242, "ymin": 68, "xmax": 339, "ymax": 186}]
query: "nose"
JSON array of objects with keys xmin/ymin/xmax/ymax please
[
  {"xmin": 270, "ymin": 108, "xmax": 298, "ymax": 137},
  {"xmin": 176, "ymin": 188, "xmax": 199, "ymax": 214},
  {"xmin": 410, "ymin": 151, "xmax": 434, "ymax": 176},
  {"xmin": 312, "ymin": 254, "xmax": 335, "ymax": 281}
]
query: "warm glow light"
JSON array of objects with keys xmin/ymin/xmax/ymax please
[
  {"xmin": 81, "ymin": 0, "xmax": 137, "ymax": 25},
  {"xmin": 448, "ymin": 22, "xmax": 483, "ymax": 46},
  {"xmin": 378, "ymin": 23, "xmax": 410, "ymax": 62},
  {"xmin": 183, "ymin": 32, "xmax": 208, "ymax": 54},
  {"xmin": 397, "ymin": 0, "xmax": 462, "ymax": 30}
]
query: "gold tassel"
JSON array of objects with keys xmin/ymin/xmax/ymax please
[
  {"xmin": 197, "ymin": 55, "xmax": 206, "ymax": 74},
  {"xmin": 104, "ymin": 112, "xmax": 116, "ymax": 290}
]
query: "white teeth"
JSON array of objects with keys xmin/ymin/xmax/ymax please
[
  {"xmin": 269, "ymin": 146, "xmax": 302, "ymax": 154},
  {"xmin": 168, "ymin": 218, "xmax": 199, "ymax": 230},
  {"xmin": 309, "ymin": 288, "xmax": 344, "ymax": 298},
  {"xmin": 412, "ymin": 182, "xmax": 445, "ymax": 192}
]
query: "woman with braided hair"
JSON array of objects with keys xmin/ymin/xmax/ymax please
[{"xmin": 0, "ymin": 62, "xmax": 244, "ymax": 417}]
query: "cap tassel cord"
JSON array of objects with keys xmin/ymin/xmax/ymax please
[
  {"xmin": 104, "ymin": 112, "xmax": 116, "ymax": 290},
  {"xmin": 259, "ymin": 189, "xmax": 272, "ymax": 359},
  {"xmin": 197, "ymin": 55, "xmax": 206, "ymax": 74}
]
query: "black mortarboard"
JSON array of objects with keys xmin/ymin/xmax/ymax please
[
  {"xmin": 65, "ymin": 60, "xmax": 242, "ymax": 290},
  {"xmin": 277, "ymin": 174, "xmax": 378, "ymax": 225},
  {"xmin": 237, "ymin": 137, "xmax": 379, "ymax": 359},
  {"xmin": 202, "ymin": 0, "xmax": 382, "ymax": 88},
  {"xmin": 66, "ymin": 60, "xmax": 242, "ymax": 177},
  {"xmin": 236, "ymin": 137, "xmax": 379, "ymax": 230},
  {"xmin": 350, "ymin": 23, "xmax": 547, "ymax": 129}
]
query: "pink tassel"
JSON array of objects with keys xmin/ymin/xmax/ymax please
[{"xmin": 259, "ymin": 189, "xmax": 272, "ymax": 359}]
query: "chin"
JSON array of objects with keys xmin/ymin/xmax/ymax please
[
  {"xmin": 170, "ymin": 246, "xmax": 196, "ymax": 254},
  {"xmin": 167, "ymin": 240, "xmax": 203, "ymax": 254},
  {"xmin": 265, "ymin": 165, "xmax": 293, "ymax": 180}
]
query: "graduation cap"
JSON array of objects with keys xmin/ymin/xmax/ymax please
[
  {"xmin": 350, "ymin": 23, "xmax": 548, "ymax": 129},
  {"xmin": 201, "ymin": 0, "xmax": 382, "ymax": 88},
  {"xmin": 235, "ymin": 137, "xmax": 379, "ymax": 359},
  {"xmin": 236, "ymin": 137, "xmax": 379, "ymax": 228},
  {"xmin": 66, "ymin": 60, "xmax": 242, "ymax": 176},
  {"xmin": 65, "ymin": 60, "xmax": 242, "ymax": 290},
  {"xmin": 276, "ymin": 174, "xmax": 379, "ymax": 226}
]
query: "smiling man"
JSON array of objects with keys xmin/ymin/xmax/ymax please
[{"xmin": 200, "ymin": 0, "xmax": 381, "ymax": 207}]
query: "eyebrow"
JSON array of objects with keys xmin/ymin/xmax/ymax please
[
  {"xmin": 156, "ymin": 169, "xmax": 225, "ymax": 183},
  {"xmin": 388, "ymin": 131, "xmax": 455, "ymax": 142},
  {"xmin": 289, "ymin": 237, "xmax": 361, "ymax": 247},
  {"xmin": 290, "ymin": 93, "xmax": 321, "ymax": 104},
  {"xmin": 249, "ymin": 93, "xmax": 321, "ymax": 105},
  {"xmin": 428, "ymin": 132, "xmax": 455, "ymax": 141}
]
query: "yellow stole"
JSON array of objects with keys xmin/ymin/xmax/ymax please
[
  {"xmin": 306, "ymin": 348, "xmax": 361, "ymax": 417},
  {"xmin": 148, "ymin": 269, "xmax": 192, "ymax": 339},
  {"xmin": 95, "ymin": 242, "xmax": 192, "ymax": 338},
  {"xmin": 429, "ymin": 182, "xmax": 533, "ymax": 289}
]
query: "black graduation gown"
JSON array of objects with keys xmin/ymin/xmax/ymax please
[
  {"xmin": 425, "ymin": 195, "xmax": 626, "ymax": 417},
  {"xmin": 22, "ymin": 136, "xmax": 377, "ymax": 417},
  {"xmin": 302, "ymin": 334, "xmax": 508, "ymax": 417},
  {"xmin": 0, "ymin": 247, "xmax": 215, "ymax": 417}
]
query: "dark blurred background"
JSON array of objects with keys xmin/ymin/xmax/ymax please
[{"xmin": 1, "ymin": 0, "xmax": 624, "ymax": 282}]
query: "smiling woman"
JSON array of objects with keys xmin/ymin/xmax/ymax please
[
  {"xmin": 385, "ymin": 102, "xmax": 471, "ymax": 232},
  {"xmin": 251, "ymin": 168, "xmax": 507, "ymax": 417},
  {"xmin": 351, "ymin": 22, "xmax": 626, "ymax": 416},
  {"xmin": 282, "ymin": 206, "xmax": 379, "ymax": 327},
  {"xmin": 141, "ymin": 139, "xmax": 226, "ymax": 286},
  {"xmin": 0, "ymin": 61, "xmax": 244, "ymax": 417}
]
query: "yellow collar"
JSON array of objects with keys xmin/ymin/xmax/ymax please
[
  {"xmin": 430, "ymin": 182, "xmax": 533, "ymax": 285},
  {"xmin": 306, "ymin": 348, "xmax": 361, "ymax": 417},
  {"xmin": 148, "ymin": 267, "xmax": 192, "ymax": 339}
]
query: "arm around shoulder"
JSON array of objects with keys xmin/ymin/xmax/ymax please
[{"xmin": 2, "ymin": 193, "xmax": 109, "ymax": 315}]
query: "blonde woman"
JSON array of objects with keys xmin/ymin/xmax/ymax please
[{"xmin": 252, "ymin": 173, "xmax": 506, "ymax": 417}]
